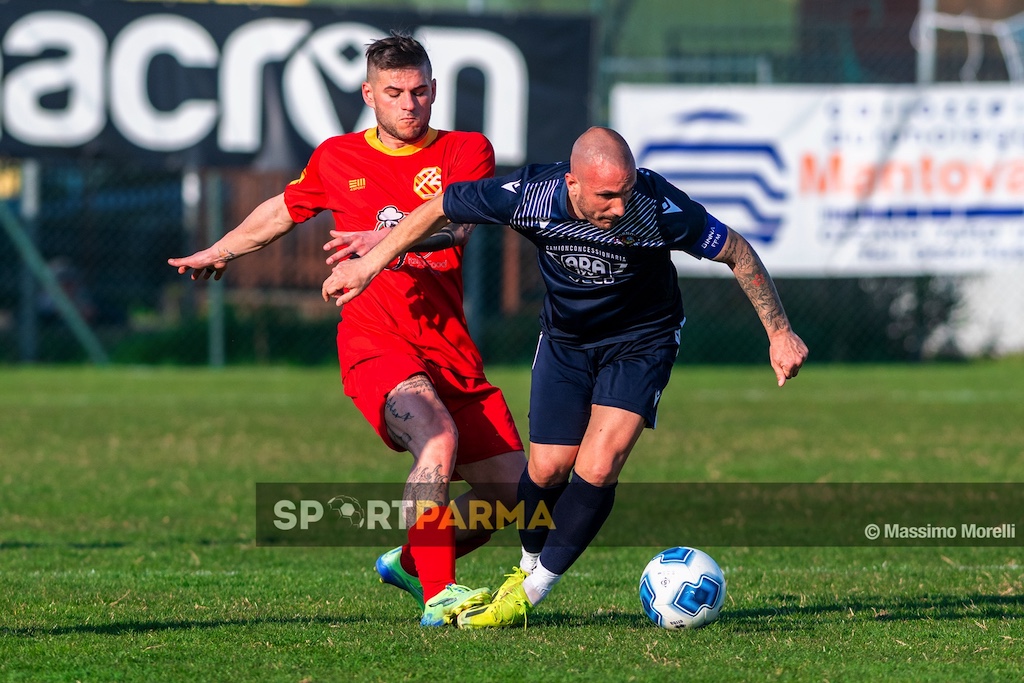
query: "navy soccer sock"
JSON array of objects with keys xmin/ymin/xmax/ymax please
[
  {"xmin": 538, "ymin": 472, "xmax": 617, "ymax": 576},
  {"xmin": 517, "ymin": 467, "xmax": 568, "ymax": 554}
]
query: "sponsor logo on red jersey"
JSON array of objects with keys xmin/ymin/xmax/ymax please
[{"xmin": 375, "ymin": 205, "xmax": 406, "ymax": 229}]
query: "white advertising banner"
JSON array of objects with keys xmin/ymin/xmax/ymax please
[{"xmin": 612, "ymin": 84, "xmax": 1024, "ymax": 276}]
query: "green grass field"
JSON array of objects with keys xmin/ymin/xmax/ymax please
[{"xmin": 2, "ymin": 362, "xmax": 1023, "ymax": 681}]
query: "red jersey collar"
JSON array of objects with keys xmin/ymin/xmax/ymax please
[{"xmin": 363, "ymin": 127, "xmax": 439, "ymax": 156}]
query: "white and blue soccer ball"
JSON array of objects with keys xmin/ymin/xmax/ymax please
[{"xmin": 639, "ymin": 546, "xmax": 726, "ymax": 629}]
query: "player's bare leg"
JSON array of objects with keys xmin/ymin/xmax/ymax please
[
  {"xmin": 382, "ymin": 374, "xmax": 488, "ymax": 624},
  {"xmin": 460, "ymin": 406, "xmax": 645, "ymax": 628},
  {"xmin": 568, "ymin": 405, "xmax": 646, "ymax": 487},
  {"xmin": 525, "ymin": 405, "xmax": 645, "ymax": 601},
  {"xmin": 382, "ymin": 450, "xmax": 524, "ymax": 599}
]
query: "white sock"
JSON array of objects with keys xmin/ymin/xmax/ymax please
[
  {"xmin": 520, "ymin": 548, "xmax": 540, "ymax": 574},
  {"xmin": 522, "ymin": 560, "xmax": 561, "ymax": 606}
]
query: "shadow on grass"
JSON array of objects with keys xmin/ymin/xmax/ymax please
[
  {"xmin": 724, "ymin": 592, "xmax": 1024, "ymax": 626},
  {"xmin": 2, "ymin": 614, "xmax": 375, "ymax": 638},
  {"xmin": 7, "ymin": 593, "xmax": 1022, "ymax": 636},
  {"xmin": 529, "ymin": 610, "xmax": 652, "ymax": 629},
  {"xmin": 534, "ymin": 593, "xmax": 1024, "ymax": 630},
  {"xmin": 0, "ymin": 541, "xmax": 131, "ymax": 550}
]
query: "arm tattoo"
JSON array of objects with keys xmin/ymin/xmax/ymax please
[
  {"xmin": 215, "ymin": 249, "xmax": 238, "ymax": 262},
  {"xmin": 720, "ymin": 233, "xmax": 789, "ymax": 334}
]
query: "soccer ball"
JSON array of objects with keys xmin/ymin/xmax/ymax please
[{"xmin": 639, "ymin": 546, "xmax": 726, "ymax": 629}]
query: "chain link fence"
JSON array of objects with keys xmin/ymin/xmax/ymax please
[
  {"xmin": 2, "ymin": 0, "xmax": 1022, "ymax": 365},
  {"xmin": 0, "ymin": 156, "xmax": 1003, "ymax": 366}
]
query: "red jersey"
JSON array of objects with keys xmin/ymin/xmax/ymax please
[{"xmin": 284, "ymin": 128, "xmax": 495, "ymax": 378}]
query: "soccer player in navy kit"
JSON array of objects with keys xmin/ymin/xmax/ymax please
[{"xmin": 323, "ymin": 126, "xmax": 809, "ymax": 628}]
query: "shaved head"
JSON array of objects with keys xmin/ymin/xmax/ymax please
[
  {"xmin": 570, "ymin": 126, "xmax": 636, "ymax": 177},
  {"xmin": 565, "ymin": 127, "xmax": 637, "ymax": 229}
]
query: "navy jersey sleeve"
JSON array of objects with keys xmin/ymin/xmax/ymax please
[
  {"xmin": 442, "ymin": 167, "xmax": 526, "ymax": 226},
  {"xmin": 643, "ymin": 169, "xmax": 728, "ymax": 259}
]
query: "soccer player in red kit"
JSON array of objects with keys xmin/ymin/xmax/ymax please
[{"xmin": 168, "ymin": 33, "xmax": 525, "ymax": 627}]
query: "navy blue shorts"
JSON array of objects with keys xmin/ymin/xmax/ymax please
[{"xmin": 528, "ymin": 328, "xmax": 681, "ymax": 446}]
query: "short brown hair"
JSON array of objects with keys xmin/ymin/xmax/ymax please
[{"xmin": 365, "ymin": 32, "xmax": 431, "ymax": 76}]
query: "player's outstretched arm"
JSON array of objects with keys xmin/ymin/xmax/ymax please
[
  {"xmin": 321, "ymin": 193, "xmax": 451, "ymax": 306},
  {"xmin": 712, "ymin": 227, "xmax": 809, "ymax": 386},
  {"xmin": 322, "ymin": 222, "xmax": 474, "ymax": 266},
  {"xmin": 167, "ymin": 193, "xmax": 296, "ymax": 280}
]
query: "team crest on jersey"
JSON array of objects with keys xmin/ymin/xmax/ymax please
[
  {"xmin": 413, "ymin": 166, "xmax": 443, "ymax": 199},
  {"xmin": 557, "ymin": 252, "xmax": 626, "ymax": 285},
  {"xmin": 616, "ymin": 233, "xmax": 640, "ymax": 246}
]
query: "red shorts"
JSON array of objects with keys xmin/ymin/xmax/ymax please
[{"xmin": 342, "ymin": 354, "xmax": 523, "ymax": 465}]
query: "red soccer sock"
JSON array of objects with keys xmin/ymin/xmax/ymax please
[
  {"xmin": 399, "ymin": 544, "xmax": 418, "ymax": 576},
  {"xmin": 407, "ymin": 505, "xmax": 456, "ymax": 602},
  {"xmin": 400, "ymin": 532, "xmax": 493, "ymax": 579}
]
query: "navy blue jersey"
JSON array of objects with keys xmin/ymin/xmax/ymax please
[{"xmin": 443, "ymin": 162, "xmax": 727, "ymax": 347}]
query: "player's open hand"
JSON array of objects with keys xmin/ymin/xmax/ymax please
[
  {"xmin": 768, "ymin": 330, "xmax": 809, "ymax": 387},
  {"xmin": 323, "ymin": 229, "xmax": 389, "ymax": 266},
  {"xmin": 322, "ymin": 258, "xmax": 376, "ymax": 307},
  {"xmin": 167, "ymin": 251, "xmax": 229, "ymax": 281}
]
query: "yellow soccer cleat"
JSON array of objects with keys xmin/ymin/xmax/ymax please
[
  {"xmin": 457, "ymin": 583, "xmax": 533, "ymax": 629},
  {"xmin": 420, "ymin": 583, "xmax": 491, "ymax": 627},
  {"xmin": 490, "ymin": 566, "xmax": 529, "ymax": 603}
]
